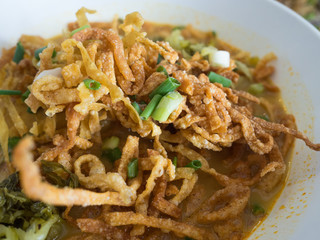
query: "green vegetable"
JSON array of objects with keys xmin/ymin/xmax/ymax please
[
  {"xmin": 128, "ymin": 158, "xmax": 139, "ymax": 179},
  {"xmin": 149, "ymin": 77, "xmax": 181, "ymax": 99},
  {"xmin": 34, "ymin": 47, "xmax": 47, "ymax": 60},
  {"xmin": 208, "ymin": 71, "xmax": 232, "ymax": 87},
  {"xmin": 8, "ymin": 137, "xmax": 20, "ymax": 161},
  {"xmin": 140, "ymin": 94, "xmax": 162, "ymax": 120},
  {"xmin": 13, "ymin": 42, "xmax": 24, "ymax": 64},
  {"xmin": 102, "ymin": 136, "xmax": 122, "ymax": 163},
  {"xmin": 41, "ymin": 160, "xmax": 79, "ymax": 188},
  {"xmin": 0, "ymin": 90, "xmax": 22, "ymax": 96},
  {"xmin": 156, "ymin": 65, "xmax": 169, "ymax": 77},
  {"xmin": 185, "ymin": 160, "xmax": 202, "ymax": 170},
  {"xmin": 151, "ymin": 91, "xmax": 183, "ymax": 122},
  {"xmin": 0, "ymin": 214, "xmax": 60, "ymax": 240},
  {"xmin": 212, "ymin": 31, "xmax": 217, "ymax": 37},
  {"xmin": 83, "ymin": 79, "xmax": 101, "ymax": 90},
  {"xmin": 165, "ymin": 29, "xmax": 190, "ymax": 51},
  {"xmin": 185, "ymin": 237, "xmax": 194, "ymax": 240},
  {"xmin": 102, "ymin": 136, "xmax": 120, "ymax": 150},
  {"xmin": 189, "ymin": 43, "xmax": 205, "ymax": 53},
  {"xmin": 248, "ymin": 56, "xmax": 259, "ymax": 67},
  {"xmin": 70, "ymin": 24, "xmax": 90, "ymax": 36},
  {"xmin": 132, "ymin": 101, "xmax": 142, "ymax": 114},
  {"xmin": 252, "ymin": 204, "xmax": 265, "ymax": 216},
  {"xmin": 0, "ymin": 173, "xmax": 60, "ymax": 240},
  {"xmin": 27, "ymin": 107, "xmax": 34, "ymax": 114},
  {"xmin": 172, "ymin": 157, "xmax": 178, "ymax": 168},
  {"xmin": 21, "ymin": 89, "xmax": 30, "ymax": 101},
  {"xmin": 235, "ymin": 60, "xmax": 252, "ymax": 80},
  {"xmin": 102, "ymin": 147, "xmax": 122, "ymax": 163},
  {"xmin": 157, "ymin": 54, "xmax": 164, "ymax": 64},
  {"xmin": 248, "ymin": 83, "xmax": 264, "ymax": 95},
  {"xmin": 34, "ymin": 47, "xmax": 57, "ymax": 61}
]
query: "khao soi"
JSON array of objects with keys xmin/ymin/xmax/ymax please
[{"xmin": 0, "ymin": 7, "xmax": 319, "ymax": 240}]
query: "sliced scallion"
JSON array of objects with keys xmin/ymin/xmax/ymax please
[
  {"xmin": 128, "ymin": 158, "xmax": 138, "ymax": 178},
  {"xmin": 248, "ymin": 83, "xmax": 264, "ymax": 95},
  {"xmin": 156, "ymin": 65, "xmax": 169, "ymax": 77},
  {"xmin": 149, "ymin": 77, "xmax": 181, "ymax": 99},
  {"xmin": 102, "ymin": 147, "xmax": 122, "ymax": 163},
  {"xmin": 248, "ymin": 56, "xmax": 260, "ymax": 67},
  {"xmin": 157, "ymin": 54, "xmax": 164, "ymax": 64},
  {"xmin": 0, "ymin": 90, "xmax": 22, "ymax": 95},
  {"xmin": 21, "ymin": 89, "xmax": 30, "ymax": 101},
  {"xmin": 8, "ymin": 137, "xmax": 20, "ymax": 150},
  {"xmin": 132, "ymin": 101, "xmax": 142, "ymax": 115},
  {"xmin": 70, "ymin": 24, "xmax": 90, "ymax": 36},
  {"xmin": 172, "ymin": 157, "xmax": 178, "ymax": 168},
  {"xmin": 102, "ymin": 136, "xmax": 120, "ymax": 150},
  {"xmin": 83, "ymin": 79, "xmax": 101, "ymax": 90},
  {"xmin": 185, "ymin": 160, "xmax": 202, "ymax": 170},
  {"xmin": 140, "ymin": 94, "xmax": 162, "ymax": 120},
  {"xmin": 13, "ymin": 42, "xmax": 24, "ymax": 64},
  {"xmin": 151, "ymin": 91, "xmax": 183, "ymax": 122},
  {"xmin": 35, "ymin": 46, "xmax": 57, "ymax": 60},
  {"xmin": 208, "ymin": 71, "xmax": 232, "ymax": 87},
  {"xmin": 27, "ymin": 107, "xmax": 34, "ymax": 114},
  {"xmin": 252, "ymin": 204, "xmax": 265, "ymax": 216}
]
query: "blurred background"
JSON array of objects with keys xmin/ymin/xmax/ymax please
[{"xmin": 278, "ymin": 0, "xmax": 320, "ymax": 29}]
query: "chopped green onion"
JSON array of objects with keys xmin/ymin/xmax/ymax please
[
  {"xmin": 52, "ymin": 49, "xmax": 57, "ymax": 58},
  {"xmin": 132, "ymin": 101, "xmax": 142, "ymax": 114},
  {"xmin": 140, "ymin": 94, "xmax": 162, "ymax": 120},
  {"xmin": 172, "ymin": 157, "xmax": 177, "ymax": 168},
  {"xmin": 248, "ymin": 83, "xmax": 264, "ymax": 95},
  {"xmin": 149, "ymin": 77, "xmax": 181, "ymax": 99},
  {"xmin": 212, "ymin": 31, "xmax": 217, "ymax": 37},
  {"xmin": 252, "ymin": 204, "xmax": 265, "ymax": 216},
  {"xmin": 256, "ymin": 114, "xmax": 270, "ymax": 122},
  {"xmin": 70, "ymin": 24, "xmax": 90, "ymax": 36},
  {"xmin": 0, "ymin": 89, "xmax": 22, "ymax": 95},
  {"xmin": 102, "ymin": 136, "xmax": 120, "ymax": 150},
  {"xmin": 35, "ymin": 46, "xmax": 46, "ymax": 60},
  {"xmin": 83, "ymin": 79, "xmax": 101, "ymax": 90},
  {"xmin": 157, "ymin": 54, "xmax": 164, "ymax": 64},
  {"xmin": 8, "ymin": 137, "xmax": 20, "ymax": 150},
  {"xmin": 27, "ymin": 107, "xmax": 34, "ymax": 114},
  {"xmin": 21, "ymin": 89, "xmax": 30, "ymax": 101},
  {"xmin": 13, "ymin": 42, "xmax": 24, "ymax": 64},
  {"xmin": 35, "ymin": 46, "xmax": 57, "ymax": 60},
  {"xmin": 8, "ymin": 136, "xmax": 20, "ymax": 160},
  {"xmin": 208, "ymin": 71, "xmax": 232, "ymax": 87},
  {"xmin": 248, "ymin": 56, "xmax": 259, "ymax": 67},
  {"xmin": 151, "ymin": 91, "xmax": 183, "ymax": 122},
  {"xmin": 128, "ymin": 158, "xmax": 138, "ymax": 178},
  {"xmin": 185, "ymin": 160, "xmax": 202, "ymax": 170},
  {"xmin": 102, "ymin": 147, "xmax": 122, "ymax": 163},
  {"xmin": 235, "ymin": 60, "xmax": 252, "ymax": 80},
  {"xmin": 156, "ymin": 65, "xmax": 169, "ymax": 77}
]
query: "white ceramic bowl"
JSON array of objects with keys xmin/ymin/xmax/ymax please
[{"xmin": 1, "ymin": 0, "xmax": 319, "ymax": 239}]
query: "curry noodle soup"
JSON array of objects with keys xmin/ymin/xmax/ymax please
[{"xmin": 0, "ymin": 8, "xmax": 319, "ymax": 240}]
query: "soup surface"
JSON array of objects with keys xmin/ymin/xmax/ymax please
[{"xmin": 0, "ymin": 8, "xmax": 319, "ymax": 240}]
